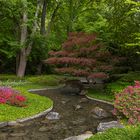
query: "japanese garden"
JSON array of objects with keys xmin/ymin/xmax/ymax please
[{"xmin": 0, "ymin": 0, "xmax": 140, "ymax": 140}]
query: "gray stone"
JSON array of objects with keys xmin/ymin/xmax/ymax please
[
  {"xmin": 79, "ymin": 98, "xmax": 89, "ymax": 103},
  {"xmin": 84, "ymin": 131, "xmax": 93, "ymax": 134},
  {"xmin": 61, "ymin": 101, "xmax": 67, "ymax": 104},
  {"xmin": 91, "ymin": 107, "xmax": 112, "ymax": 119},
  {"xmin": 64, "ymin": 134, "xmax": 93, "ymax": 140},
  {"xmin": 79, "ymin": 90, "xmax": 87, "ymax": 95},
  {"xmin": 8, "ymin": 121, "xmax": 19, "ymax": 126},
  {"xmin": 41, "ymin": 119, "xmax": 49, "ymax": 124},
  {"xmin": 97, "ymin": 121, "xmax": 124, "ymax": 132},
  {"xmin": 39, "ymin": 126, "xmax": 48, "ymax": 132},
  {"xmin": 74, "ymin": 105, "xmax": 82, "ymax": 110},
  {"xmin": 0, "ymin": 122, "xmax": 8, "ymax": 128},
  {"xmin": 10, "ymin": 132, "xmax": 27, "ymax": 137},
  {"xmin": 46, "ymin": 112, "xmax": 60, "ymax": 120}
]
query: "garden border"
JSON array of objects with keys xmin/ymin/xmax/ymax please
[
  {"xmin": 0, "ymin": 88, "xmax": 54, "ymax": 128},
  {"xmin": 86, "ymin": 95, "xmax": 113, "ymax": 106},
  {"xmin": 0, "ymin": 105, "xmax": 53, "ymax": 128}
]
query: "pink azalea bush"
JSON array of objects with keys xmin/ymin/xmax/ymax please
[
  {"xmin": 113, "ymin": 81, "xmax": 140, "ymax": 124},
  {"xmin": 0, "ymin": 87, "xmax": 26, "ymax": 107}
]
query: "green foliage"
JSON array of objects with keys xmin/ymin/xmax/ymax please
[
  {"xmin": 0, "ymin": 87, "xmax": 53, "ymax": 121},
  {"xmin": 105, "ymin": 82, "xmax": 130, "ymax": 96},
  {"xmin": 105, "ymin": 72, "xmax": 140, "ymax": 95},
  {"xmin": 87, "ymin": 125, "xmax": 140, "ymax": 140},
  {"xmin": 0, "ymin": 0, "xmax": 140, "ymax": 75}
]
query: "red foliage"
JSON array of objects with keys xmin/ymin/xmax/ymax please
[
  {"xmin": 46, "ymin": 57, "xmax": 96, "ymax": 67},
  {"xmin": 55, "ymin": 68, "xmax": 89, "ymax": 76},
  {"xmin": 62, "ymin": 32, "xmax": 96, "ymax": 50},
  {"xmin": 0, "ymin": 87, "xmax": 27, "ymax": 107},
  {"xmin": 88, "ymin": 72, "xmax": 109, "ymax": 79},
  {"xmin": 45, "ymin": 32, "xmax": 124, "ymax": 81},
  {"xmin": 48, "ymin": 50, "xmax": 69, "ymax": 57},
  {"xmin": 99, "ymin": 65, "xmax": 113, "ymax": 72}
]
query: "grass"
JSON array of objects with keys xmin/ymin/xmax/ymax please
[
  {"xmin": 0, "ymin": 87, "xmax": 53, "ymax": 121},
  {"xmin": 0, "ymin": 74, "xmax": 65, "ymax": 122},
  {"xmin": 87, "ymin": 125, "xmax": 140, "ymax": 140},
  {"xmin": 87, "ymin": 88, "xmax": 114, "ymax": 102}
]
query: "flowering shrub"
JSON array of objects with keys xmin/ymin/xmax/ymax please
[
  {"xmin": 0, "ymin": 87, "xmax": 27, "ymax": 107},
  {"xmin": 113, "ymin": 81, "xmax": 140, "ymax": 124}
]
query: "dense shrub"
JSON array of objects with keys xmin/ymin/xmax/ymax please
[
  {"xmin": 113, "ymin": 81, "xmax": 140, "ymax": 124},
  {"xmin": 45, "ymin": 32, "xmax": 126, "ymax": 83},
  {"xmin": 0, "ymin": 87, "xmax": 26, "ymax": 107},
  {"xmin": 88, "ymin": 125, "xmax": 140, "ymax": 140}
]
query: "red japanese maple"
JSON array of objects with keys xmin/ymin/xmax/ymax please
[{"xmin": 44, "ymin": 32, "xmax": 123, "ymax": 82}]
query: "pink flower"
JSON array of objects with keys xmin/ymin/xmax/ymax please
[
  {"xmin": 0, "ymin": 97, "xmax": 7, "ymax": 104},
  {"xmin": 16, "ymin": 95, "xmax": 26, "ymax": 102}
]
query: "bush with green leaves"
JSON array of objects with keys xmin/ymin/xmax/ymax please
[{"xmin": 87, "ymin": 125, "xmax": 140, "ymax": 140}]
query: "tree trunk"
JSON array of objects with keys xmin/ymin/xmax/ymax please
[
  {"xmin": 40, "ymin": 0, "xmax": 47, "ymax": 35},
  {"xmin": 17, "ymin": 0, "xmax": 40, "ymax": 77},
  {"xmin": 46, "ymin": 2, "xmax": 60, "ymax": 36},
  {"xmin": 17, "ymin": 49, "xmax": 27, "ymax": 77},
  {"xmin": 17, "ymin": 9, "xmax": 28, "ymax": 78}
]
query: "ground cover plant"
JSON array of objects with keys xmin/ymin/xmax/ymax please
[{"xmin": 87, "ymin": 125, "xmax": 140, "ymax": 140}]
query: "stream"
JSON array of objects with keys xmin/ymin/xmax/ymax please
[{"xmin": 0, "ymin": 91, "xmax": 116, "ymax": 140}]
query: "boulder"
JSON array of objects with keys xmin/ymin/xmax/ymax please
[
  {"xmin": 90, "ymin": 107, "xmax": 112, "ymax": 119},
  {"xmin": 46, "ymin": 112, "xmax": 60, "ymax": 120},
  {"xmin": 97, "ymin": 121, "xmax": 124, "ymax": 132},
  {"xmin": 64, "ymin": 134, "xmax": 93, "ymax": 140}
]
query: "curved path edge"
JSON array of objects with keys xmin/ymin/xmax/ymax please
[
  {"xmin": 0, "ymin": 88, "xmax": 54, "ymax": 128},
  {"xmin": 86, "ymin": 95, "xmax": 113, "ymax": 106}
]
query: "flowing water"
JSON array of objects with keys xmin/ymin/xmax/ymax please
[{"xmin": 0, "ymin": 91, "xmax": 116, "ymax": 140}]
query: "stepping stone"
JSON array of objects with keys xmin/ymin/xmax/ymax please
[{"xmin": 90, "ymin": 107, "xmax": 112, "ymax": 119}]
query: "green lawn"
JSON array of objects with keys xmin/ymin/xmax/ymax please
[
  {"xmin": 87, "ymin": 88, "xmax": 114, "ymax": 102},
  {"xmin": 0, "ymin": 87, "xmax": 53, "ymax": 121}
]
